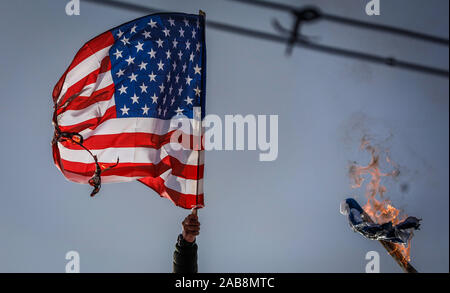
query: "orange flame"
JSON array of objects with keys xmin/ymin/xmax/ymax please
[{"xmin": 349, "ymin": 137, "xmax": 412, "ymax": 262}]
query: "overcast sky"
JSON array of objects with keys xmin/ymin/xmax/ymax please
[{"xmin": 0, "ymin": 0, "xmax": 448, "ymax": 272}]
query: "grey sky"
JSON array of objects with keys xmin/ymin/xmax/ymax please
[{"xmin": 0, "ymin": 0, "xmax": 448, "ymax": 272}]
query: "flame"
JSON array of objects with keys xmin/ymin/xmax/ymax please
[{"xmin": 349, "ymin": 137, "xmax": 411, "ymax": 262}]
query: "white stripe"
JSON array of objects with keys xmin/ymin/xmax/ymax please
[
  {"xmin": 57, "ymin": 69, "xmax": 113, "ymax": 109},
  {"xmin": 58, "ymin": 96, "xmax": 116, "ymax": 126},
  {"xmin": 57, "ymin": 46, "xmax": 111, "ymax": 103},
  {"xmin": 160, "ymin": 170, "xmax": 203, "ymax": 195},
  {"xmin": 78, "ymin": 117, "xmax": 198, "ymax": 138},
  {"xmin": 58, "ymin": 142, "xmax": 204, "ymax": 166},
  {"xmin": 65, "ymin": 70, "xmax": 113, "ymax": 101}
]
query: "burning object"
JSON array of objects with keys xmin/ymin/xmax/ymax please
[
  {"xmin": 341, "ymin": 198, "xmax": 421, "ymax": 244},
  {"xmin": 344, "ymin": 138, "xmax": 422, "ymax": 273}
]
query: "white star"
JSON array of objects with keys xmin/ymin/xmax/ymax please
[
  {"xmin": 168, "ymin": 18, "xmax": 175, "ymax": 26},
  {"xmin": 120, "ymin": 105, "xmax": 130, "ymax": 115},
  {"xmin": 175, "ymin": 74, "xmax": 180, "ymax": 83},
  {"xmin": 148, "ymin": 48, "xmax": 156, "ymax": 59},
  {"xmin": 178, "ymin": 87, "xmax": 183, "ymax": 96},
  {"xmin": 177, "ymin": 51, "xmax": 183, "ymax": 60},
  {"xmin": 159, "ymin": 83, "xmax": 165, "ymax": 93},
  {"xmin": 166, "ymin": 72, "xmax": 171, "ymax": 82},
  {"xmin": 196, "ymin": 19, "xmax": 200, "ymax": 29},
  {"xmin": 140, "ymin": 82, "xmax": 148, "ymax": 93},
  {"xmin": 165, "ymin": 50, "xmax": 172, "ymax": 59},
  {"xmin": 142, "ymin": 30, "xmax": 151, "ymax": 39},
  {"xmin": 148, "ymin": 19, "xmax": 157, "ymax": 28},
  {"xmin": 157, "ymin": 60, "xmax": 165, "ymax": 71},
  {"xmin": 158, "ymin": 107, "xmax": 162, "ymax": 115},
  {"xmin": 193, "ymin": 64, "xmax": 202, "ymax": 75},
  {"xmin": 196, "ymin": 42, "xmax": 201, "ymax": 52},
  {"xmin": 172, "ymin": 62, "xmax": 177, "ymax": 71},
  {"xmin": 175, "ymin": 107, "xmax": 184, "ymax": 115},
  {"xmin": 138, "ymin": 61, "xmax": 148, "ymax": 70},
  {"xmin": 194, "ymin": 86, "xmax": 201, "ymax": 97},
  {"xmin": 162, "ymin": 27, "xmax": 170, "ymax": 37},
  {"xmin": 116, "ymin": 29, "xmax": 124, "ymax": 38},
  {"xmin": 170, "ymin": 97, "xmax": 175, "ymax": 106},
  {"xmin": 182, "ymin": 63, "xmax": 187, "ymax": 73},
  {"xmin": 148, "ymin": 71, "xmax": 157, "ymax": 82},
  {"xmin": 162, "ymin": 96, "xmax": 167, "ymax": 104},
  {"xmin": 151, "ymin": 93, "xmax": 158, "ymax": 103},
  {"xmin": 183, "ymin": 18, "xmax": 190, "ymax": 27},
  {"xmin": 192, "ymin": 29, "xmax": 197, "ymax": 39},
  {"xmin": 128, "ymin": 72, "xmax": 138, "ymax": 82},
  {"xmin": 168, "ymin": 86, "xmax": 173, "ymax": 94},
  {"xmin": 179, "ymin": 27, "xmax": 185, "ymax": 37},
  {"xmin": 116, "ymin": 69, "xmax": 125, "ymax": 77},
  {"xmin": 130, "ymin": 93, "xmax": 139, "ymax": 104},
  {"xmin": 141, "ymin": 104, "xmax": 150, "ymax": 115},
  {"xmin": 118, "ymin": 84, "xmax": 127, "ymax": 95},
  {"xmin": 125, "ymin": 56, "xmax": 135, "ymax": 65},
  {"xmin": 156, "ymin": 39, "xmax": 164, "ymax": 48},
  {"xmin": 189, "ymin": 52, "xmax": 195, "ymax": 62},
  {"xmin": 135, "ymin": 41, "xmax": 144, "ymax": 52},
  {"xmin": 185, "ymin": 40, "xmax": 191, "ymax": 50},
  {"xmin": 185, "ymin": 75, "xmax": 193, "ymax": 86},
  {"xmin": 185, "ymin": 96, "xmax": 193, "ymax": 105},
  {"xmin": 121, "ymin": 36, "xmax": 130, "ymax": 45},
  {"xmin": 130, "ymin": 24, "xmax": 137, "ymax": 34},
  {"xmin": 163, "ymin": 108, "xmax": 168, "ymax": 116},
  {"xmin": 172, "ymin": 39, "xmax": 178, "ymax": 48},
  {"xmin": 113, "ymin": 49, "xmax": 123, "ymax": 59}
]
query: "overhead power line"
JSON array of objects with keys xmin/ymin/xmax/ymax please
[
  {"xmin": 228, "ymin": 0, "xmax": 449, "ymax": 46},
  {"xmin": 83, "ymin": 0, "xmax": 449, "ymax": 78}
]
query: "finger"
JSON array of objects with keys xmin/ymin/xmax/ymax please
[
  {"xmin": 183, "ymin": 217, "xmax": 199, "ymax": 225},
  {"xmin": 185, "ymin": 217, "xmax": 200, "ymax": 225},
  {"xmin": 186, "ymin": 219, "xmax": 200, "ymax": 226},
  {"xmin": 186, "ymin": 214, "xmax": 198, "ymax": 222},
  {"xmin": 185, "ymin": 224, "xmax": 200, "ymax": 230},
  {"xmin": 184, "ymin": 226, "xmax": 200, "ymax": 233},
  {"xmin": 185, "ymin": 230, "xmax": 200, "ymax": 236}
]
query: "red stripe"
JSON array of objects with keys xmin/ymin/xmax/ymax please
[
  {"xmin": 58, "ymin": 57, "xmax": 112, "ymax": 109},
  {"xmin": 67, "ymin": 31, "xmax": 114, "ymax": 72},
  {"xmin": 53, "ymin": 71, "xmax": 68, "ymax": 104},
  {"xmin": 60, "ymin": 131, "xmax": 176, "ymax": 150},
  {"xmin": 53, "ymin": 32, "xmax": 114, "ymax": 104},
  {"xmin": 139, "ymin": 176, "xmax": 204, "ymax": 209},
  {"xmin": 59, "ymin": 68, "xmax": 99, "ymax": 105},
  {"xmin": 99, "ymin": 56, "xmax": 112, "ymax": 73},
  {"xmin": 59, "ymin": 156, "xmax": 203, "ymax": 180},
  {"xmin": 59, "ymin": 106, "xmax": 117, "ymax": 133},
  {"xmin": 60, "ymin": 131, "xmax": 204, "ymax": 151},
  {"xmin": 57, "ymin": 83, "xmax": 115, "ymax": 114}
]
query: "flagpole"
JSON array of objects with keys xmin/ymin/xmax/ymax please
[
  {"xmin": 191, "ymin": 10, "xmax": 206, "ymax": 217},
  {"xmin": 192, "ymin": 104, "xmax": 201, "ymax": 216}
]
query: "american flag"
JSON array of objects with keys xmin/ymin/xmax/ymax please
[{"xmin": 52, "ymin": 13, "xmax": 206, "ymax": 209}]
